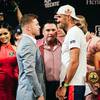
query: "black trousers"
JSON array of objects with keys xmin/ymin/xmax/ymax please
[{"xmin": 46, "ymin": 80, "xmax": 59, "ymax": 100}]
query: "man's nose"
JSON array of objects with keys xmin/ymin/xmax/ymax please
[{"xmin": 48, "ymin": 31, "xmax": 55, "ymax": 35}]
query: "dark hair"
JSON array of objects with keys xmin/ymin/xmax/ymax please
[
  {"xmin": 20, "ymin": 14, "xmax": 38, "ymax": 27},
  {"xmin": 0, "ymin": 22, "xmax": 15, "ymax": 45},
  {"xmin": 0, "ymin": 22, "xmax": 12, "ymax": 32},
  {"xmin": 44, "ymin": 19, "xmax": 57, "ymax": 25},
  {"xmin": 13, "ymin": 25, "xmax": 22, "ymax": 41},
  {"xmin": 14, "ymin": 25, "xmax": 22, "ymax": 35},
  {"xmin": 42, "ymin": 19, "xmax": 57, "ymax": 29}
]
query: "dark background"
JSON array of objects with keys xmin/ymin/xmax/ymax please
[{"xmin": 0, "ymin": 0, "xmax": 100, "ymax": 32}]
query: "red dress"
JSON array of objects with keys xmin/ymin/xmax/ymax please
[{"xmin": 0, "ymin": 44, "xmax": 18, "ymax": 100}]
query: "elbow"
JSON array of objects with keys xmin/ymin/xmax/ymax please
[{"xmin": 70, "ymin": 60, "xmax": 79, "ymax": 68}]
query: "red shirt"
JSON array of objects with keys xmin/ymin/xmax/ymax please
[{"xmin": 0, "ymin": 43, "xmax": 18, "ymax": 100}]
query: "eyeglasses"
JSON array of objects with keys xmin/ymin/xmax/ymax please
[{"xmin": 0, "ymin": 32, "xmax": 9, "ymax": 36}]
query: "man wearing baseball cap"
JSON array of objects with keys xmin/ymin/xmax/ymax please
[
  {"xmin": 55, "ymin": 5, "xmax": 87, "ymax": 100},
  {"xmin": 14, "ymin": 25, "xmax": 22, "ymax": 46}
]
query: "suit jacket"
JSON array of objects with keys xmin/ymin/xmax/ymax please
[{"xmin": 16, "ymin": 34, "xmax": 46, "ymax": 100}]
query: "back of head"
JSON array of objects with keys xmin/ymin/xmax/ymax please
[
  {"xmin": 20, "ymin": 14, "xmax": 38, "ymax": 27},
  {"xmin": 14, "ymin": 25, "xmax": 22, "ymax": 35}
]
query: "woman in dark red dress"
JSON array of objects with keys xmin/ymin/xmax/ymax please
[{"xmin": 0, "ymin": 23, "xmax": 18, "ymax": 100}]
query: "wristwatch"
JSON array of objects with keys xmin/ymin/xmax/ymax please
[{"xmin": 62, "ymin": 81, "xmax": 69, "ymax": 88}]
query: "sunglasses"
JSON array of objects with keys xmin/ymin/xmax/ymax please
[{"xmin": 0, "ymin": 32, "xmax": 9, "ymax": 36}]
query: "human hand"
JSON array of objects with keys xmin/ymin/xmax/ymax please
[
  {"xmin": 56, "ymin": 86, "xmax": 67, "ymax": 100},
  {"xmin": 93, "ymin": 83, "xmax": 100, "ymax": 91},
  {"xmin": 90, "ymin": 83, "xmax": 100, "ymax": 95},
  {"xmin": 93, "ymin": 83, "xmax": 100, "ymax": 89},
  {"xmin": 38, "ymin": 96, "xmax": 45, "ymax": 100},
  {"xmin": 11, "ymin": 0, "xmax": 19, "ymax": 11}
]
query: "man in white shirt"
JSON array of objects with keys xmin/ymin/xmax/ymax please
[{"xmin": 55, "ymin": 5, "xmax": 87, "ymax": 100}]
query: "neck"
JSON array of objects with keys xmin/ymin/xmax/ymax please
[
  {"xmin": 67, "ymin": 23, "xmax": 75, "ymax": 31},
  {"xmin": 2, "ymin": 42, "xmax": 11, "ymax": 45},
  {"xmin": 23, "ymin": 30, "xmax": 35, "ymax": 39}
]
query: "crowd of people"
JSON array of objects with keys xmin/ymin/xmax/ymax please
[{"xmin": 0, "ymin": 1, "xmax": 100, "ymax": 100}]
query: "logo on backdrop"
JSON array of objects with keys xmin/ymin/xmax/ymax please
[
  {"xmin": 86, "ymin": 0, "xmax": 100, "ymax": 5},
  {"xmin": 95, "ymin": 25, "xmax": 100, "ymax": 36},
  {"xmin": 44, "ymin": 0, "xmax": 60, "ymax": 8}
]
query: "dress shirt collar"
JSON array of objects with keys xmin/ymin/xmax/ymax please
[{"xmin": 43, "ymin": 39, "xmax": 61, "ymax": 51}]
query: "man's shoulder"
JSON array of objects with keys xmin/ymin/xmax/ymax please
[
  {"xmin": 20, "ymin": 36, "xmax": 34, "ymax": 44},
  {"xmin": 68, "ymin": 26, "xmax": 83, "ymax": 34},
  {"xmin": 17, "ymin": 37, "xmax": 34, "ymax": 50}
]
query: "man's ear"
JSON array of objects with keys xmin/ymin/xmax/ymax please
[{"xmin": 25, "ymin": 24, "xmax": 31, "ymax": 31}]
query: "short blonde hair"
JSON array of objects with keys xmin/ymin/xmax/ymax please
[{"xmin": 20, "ymin": 14, "xmax": 38, "ymax": 27}]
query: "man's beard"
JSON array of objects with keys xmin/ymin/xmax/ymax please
[{"xmin": 58, "ymin": 23, "xmax": 66, "ymax": 30}]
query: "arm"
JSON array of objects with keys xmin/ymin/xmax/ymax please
[
  {"xmin": 12, "ymin": 1, "xmax": 23, "ymax": 23},
  {"xmin": 64, "ymin": 47, "xmax": 80, "ymax": 83},
  {"xmin": 16, "ymin": 7, "xmax": 23, "ymax": 23},
  {"xmin": 94, "ymin": 52, "xmax": 100, "ymax": 70},
  {"xmin": 56, "ymin": 48, "xmax": 80, "ymax": 100}
]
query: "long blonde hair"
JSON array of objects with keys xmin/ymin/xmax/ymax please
[{"xmin": 75, "ymin": 15, "xmax": 88, "ymax": 34}]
